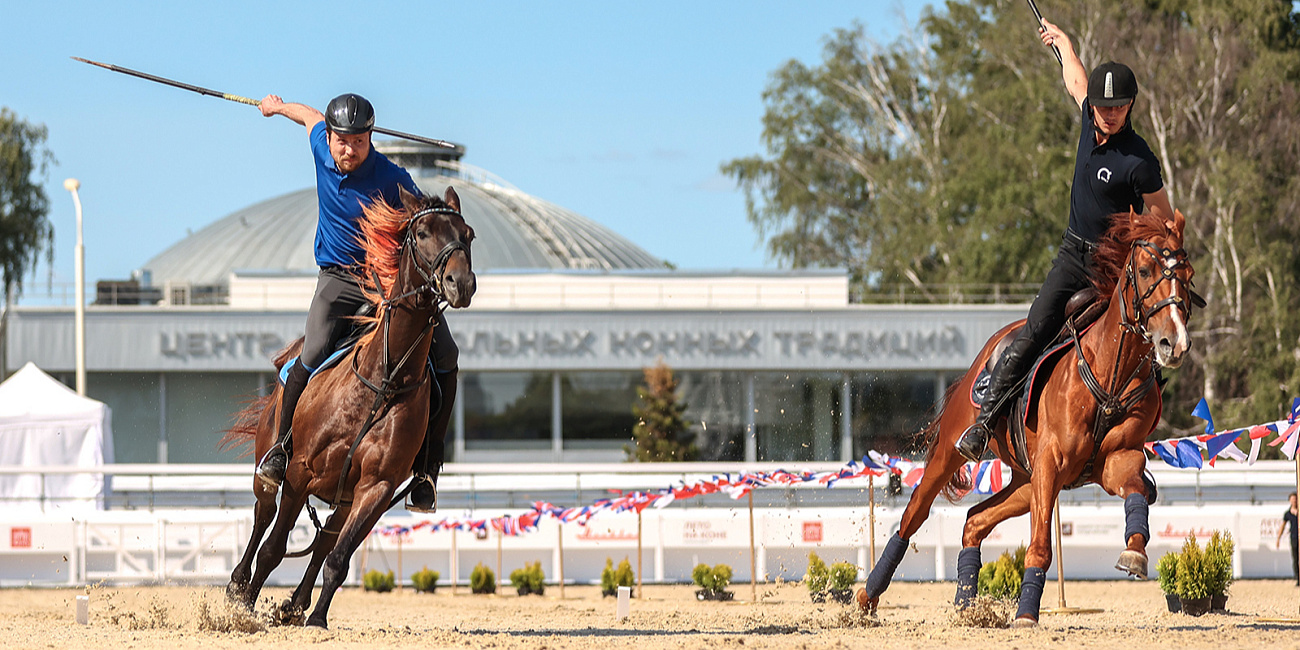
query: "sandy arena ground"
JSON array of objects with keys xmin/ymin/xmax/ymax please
[{"xmin": 2, "ymin": 580, "xmax": 1300, "ymax": 649}]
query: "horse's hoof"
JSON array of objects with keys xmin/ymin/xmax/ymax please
[
  {"xmin": 855, "ymin": 588, "xmax": 878, "ymax": 615},
  {"xmin": 1115, "ymin": 549, "xmax": 1148, "ymax": 579},
  {"xmin": 1011, "ymin": 615, "xmax": 1039, "ymax": 628},
  {"xmin": 305, "ymin": 616, "xmax": 328, "ymax": 629},
  {"xmin": 275, "ymin": 600, "xmax": 305, "ymax": 627}
]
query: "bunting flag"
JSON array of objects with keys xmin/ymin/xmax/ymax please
[{"xmin": 366, "ymin": 396, "xmax": 1300, "ymax": 541}]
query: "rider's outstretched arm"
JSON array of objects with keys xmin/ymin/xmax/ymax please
[
  {"xmin": 259, "ymin": 94, "xmax": 324, "ymax": 131},
  {"xmin": 1039, "ymin": 19, "xmax": 1088, "ymax": 110}
]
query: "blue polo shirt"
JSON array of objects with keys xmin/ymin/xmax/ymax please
[
  {"xmin": 1067, "ymin": 99, "xmax": 1164, "ymax": 242},
  {"xmin": 310, "ymin": 121, "xmax": 420, "ymax": 267}
]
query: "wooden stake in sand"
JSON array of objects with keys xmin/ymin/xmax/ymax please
[
  {"xmin": 558, "ymin": 522, "xmax": 566, "ymax": 599},
  {"xmin": 450, "ymin": 531, "xmax": 458, "ymax": 595},
  {"xmin": 868, "ymin": 474, "xmax": 877, "ymax": 569},
  {"xmin": 1041, "ymin": 503, "xmax": 1103, "ymax": 616},
  {"xmin": 636, "ymin": 510, "xmax": 643, "ymax": 599},
  {"xmin": 748, "ymin": 490, "xmax": 758, "ymax": 602},
  {"xmin": 496, "ymin": 528, "xmax": 503, "ymax": 592},
  {"xmin": 397, "ymin": 532, "xmax": 404, "ymax": 591}
]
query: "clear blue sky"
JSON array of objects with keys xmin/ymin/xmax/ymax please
[{"xmin": 2, "ymin": 1, "xmax": 931, "ymax": 292}]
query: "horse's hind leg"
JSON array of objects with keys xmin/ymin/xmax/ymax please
[
  {"xmin": 306, "ymin": 482, "xmax": 395, "ymax": 629},
  {"xmin": 228, "ymin": 479, "xmax": 279, "ymax": 606},
  {"xmin": 277, "ymin": 508, "xmax": 348, "ymax": 626},
  {"xmin": 1098, "ymin": 449, "xmax": 1153, "ymax": 579},
  {"xmin": 242, "ymin": 484, "xmax": 311, "ymax": 611},
  {"xmin": 857, "ymin": 431, "xmax": 969, "ymax": 612},
  {"xmin": 954, "ymin": 475, "xmax": 1031, "ymax": 608}
]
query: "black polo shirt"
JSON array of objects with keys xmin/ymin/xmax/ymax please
[{"xmin": 1067, "ymin": 99, "xmax": 1164, "ymax": 242}]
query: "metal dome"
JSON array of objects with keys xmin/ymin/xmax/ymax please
[{"xmin": 142, "ymin": 146, "xmax": 664, "ymax": 286}]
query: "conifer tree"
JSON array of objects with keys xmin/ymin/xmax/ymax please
[{"xmin": 627, "ymin": 361, "xmax": 697, "ymax": 462}]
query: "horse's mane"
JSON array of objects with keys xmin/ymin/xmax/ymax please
[{"xmin": 1089, "ymin": 211, "xmax": 1180, "ymax": 298}]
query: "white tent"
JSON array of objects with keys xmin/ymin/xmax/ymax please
[{"xmin": 0, "ymin": 362, "xmax": 114, "ymax": 512}]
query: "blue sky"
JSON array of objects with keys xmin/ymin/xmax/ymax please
[{"xmin": 2, "ymin": 1, "xmax": 931, "ymax": 293}]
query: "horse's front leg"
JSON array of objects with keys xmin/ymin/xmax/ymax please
[
  {"xmin": 228, "ymin": 479, "xmax": 279, "ymax": 606},
  {"xmin": 956, "ymin": 474, "xmax": 1031, "ymax": 609},
  {"xmin": 1013, "ymin": 448, "xmax": 1065, "ymax": 628},
  {"xmin": 1098, "ymin": 448, "xmax": 1152, "ymax": 578}
]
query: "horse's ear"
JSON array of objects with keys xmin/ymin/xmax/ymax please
[
  {"xmin": 1171, "ymin": 210, "xmax": 1186, "ymax": 238},
  {"xmin": 398, "ymin": 185, "xmax": 422, "ymax": 213},
  {"xmin": 443, "ymin": 186, "xmax": 461, "ymax": 213}
]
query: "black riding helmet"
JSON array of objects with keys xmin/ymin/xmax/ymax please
[
  {"xmin": 325, "ymin": 93, "xmax": 375, "ymax": 134},
  {"xmin": 1087, "ymin": 62, "xmax": 1138, "ymax": 107}
]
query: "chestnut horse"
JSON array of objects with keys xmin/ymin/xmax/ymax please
[
  {"xmin": 857, "ymin": 211, "xmax": 1195, "ymax": 626},
  {"xmin": 223, "ymin": 186, "xmax": 475, "ymax": 628}
]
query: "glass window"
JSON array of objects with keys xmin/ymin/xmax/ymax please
[
  {"xmin": 850, "ymin": 372, "xmax": 938, "ymax": 459},
  {"xmin": 676, "ymin": 371, "xmax": 746, "ymax": 462},
  {"xmin": 87, "ymin": 372, "xmax": 161, "ymax": 464},
  {"xmin": 561, "ymin": 372, "xmax": 638, "ymax": 450},
  {"xmin": 165, "ymin": 373, "xmax": 262, "ymax": 463},
  {"xmin": 753, "ymin": 372, "xmax": 844, "ymax": 462},
  {"xmin": 462, "ymin": 372, "xmax": 552, "ymax": 450}
]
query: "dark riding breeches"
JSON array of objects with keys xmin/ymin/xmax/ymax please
[
  {"xmin": 300, "ymin": 266, "xmax": 459, "ymax": 374},
  {"xmin": 994, "ymin": 232, "xmax": 1095, "ymax": 391}
]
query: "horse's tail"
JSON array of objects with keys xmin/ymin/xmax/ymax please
[
  {"xmin": 219, "ymin": 338, "xmax": 304, "ymax": 457},
  {"xmin": 919, "ymin": 374, "xmax": 974, "ymax": 503}
]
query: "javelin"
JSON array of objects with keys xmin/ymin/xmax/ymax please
[
  {"xmin": 1024, "ymin": 0, "xmax": 1063, "ymax": 66},
  {"xmin": 72, "ymin": 57, "xmax": 464, "ymax": 152}
]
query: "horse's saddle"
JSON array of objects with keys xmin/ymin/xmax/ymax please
[
  {"xmin": 969, "ymin": 288, "xmax": 1109, "ymax": 473},
  {"xmin": 277, "ymin": 304, "xmax": 434, "ymax": 386}
]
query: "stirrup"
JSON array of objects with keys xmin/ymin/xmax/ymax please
[
  {"xmin": 955, "ymin": 422, "xmax": 991, "ymax": 463},
  {"xmin": 255, "ymin": 444, "xmax": 288, "ymax": 489},
  {"xmin": 406, "ymin": 475, "xmax": 437, "ymax": 513}
]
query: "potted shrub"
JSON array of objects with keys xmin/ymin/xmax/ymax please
[
  {"xmin": 692, "ymin": 563, "xmax": 734, "ymax": 601},
  {"xmin": 510, "ymin": 561, "xmax": 546, "ymax": 596},
  {"xmin": 601, "ymin": 557, "xmax": 636, "ymax": 597},
  {"xmin": 362, "ymin": 569, "xmax": 395, "ymax": 593},
  {"xmin": 1175, "ymin": 534, "xmax": 1212, "ymax": 616},
  {"xmin": 977, "ymin": 546, "xmax": 1026, "ymax": 600},
  {"xmin": 827, "ymin": 561, "xmax": 857, "ymax": 604},
  {"xmin": 804, "ymin": 553, "xmax": 830, "ymax": 603},
  {"xmin": 1155, "ymin": 552, "xmax": 1180, "ymax": 612},
  {"xmin": 410, "ymin": 566, "xmax": 440, "ymax": 594},
  {"xmin": 1205, "ymin": 530, "xmax": 1234, "ymax": 611},
  {"xmin": 470, "ymin": 562, "xmax": 497, "ymax": 595}
]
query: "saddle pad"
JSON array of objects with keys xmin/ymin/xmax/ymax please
[{"xmin": 278, "ymin": 345, "xmax": 438, "ymax": 386}]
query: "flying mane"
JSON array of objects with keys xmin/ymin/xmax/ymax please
[{"xmin": 1089, "ymin": 210, "xmax": 1180, "ymax": 299}]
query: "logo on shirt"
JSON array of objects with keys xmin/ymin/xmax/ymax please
[{"xmin": 1097, "ymin": 167, "xmax": 1113, "ymax": 183}]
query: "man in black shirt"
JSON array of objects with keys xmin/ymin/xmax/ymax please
[
  {"xmin": 1278, "ymin": 492, "xmax": 1299, "ymax": 585},
  {"xmin": 954, "ymin": 18, "xmax": 1177, "ymax": 463}
]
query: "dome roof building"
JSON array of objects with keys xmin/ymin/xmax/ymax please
[{"xmin": 142, "ymin": 142, "xmax": 664, "ymax": 287}]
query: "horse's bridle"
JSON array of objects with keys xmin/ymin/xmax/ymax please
[
  {"xmin": 386, "ymin": 206, "xmax": 472, "ymax": 306},
  {"xmin": 333, "ymin": 204, "xmax": 470, "ymax": 507},
  {"xmin": 1066, "ymin": 237, "xmax": 1195, "ymax": 490},
  {"xmin": 1118, "ymin": 240, "xmax": 1193, "ymax": 340}
]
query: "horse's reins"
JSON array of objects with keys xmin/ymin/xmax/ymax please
[
  {"xmin": 331, "ymin": 206, "xmax": 467, "ymax": 508},
  {"xmin": 1066, "ymin": 239, "xmax": 1191, "ymax": 489}
]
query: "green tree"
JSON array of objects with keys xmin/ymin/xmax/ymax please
[
  {"xmin": 626, "ymin": 360, "xmax": 697, "ymax": 462},
  {"xmin": 0, "ymin": 108, "xmax": 55, "ymax": 299},
  {"xmin": 725, "ymin": 0, "xmax": 1300, "ymax": 437}
]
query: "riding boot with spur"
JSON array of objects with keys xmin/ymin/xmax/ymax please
[
  {"xmin": 955, "ymin": 337, "xmax": 1033, "ymax": 463},
  {"xmin": 257, "ymin": 361, "xmax": 311, "ymax": 488},
  {"xmin": 409, "ymin": 369, "xmax": 455, "ymax": 513}
]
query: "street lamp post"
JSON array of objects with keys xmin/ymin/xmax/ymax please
[{"xmin": 63, "ymin": 178, "xmax": 86, "ymax": 396}]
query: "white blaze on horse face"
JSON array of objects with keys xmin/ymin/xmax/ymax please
[{"xmin": 1155, "ymin": 256, "xmax": 1190, "ymax": 367}]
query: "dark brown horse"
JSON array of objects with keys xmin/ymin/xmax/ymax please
[
  {"xmin": 223, "ymin": 186, "xmax": 475, "ymax": 628},
  {"xmin": 857, "ymin": 210, "xmax": 1195, "ymax": 626}
]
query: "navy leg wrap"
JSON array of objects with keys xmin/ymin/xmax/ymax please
[
  {"xmin": 954, "ymin": 547, "xmax": 982, "ymax": 609},
  {"xmin": 864, "ymin": 533, "xmax": 909, "ymax": 598},
  {"xmin": 1014, "ymin": 567, "xmax": 1047, "ymax": 621},
  {"xmin": 1123, "ymin": 492, "xmax": 1150, "ymax": 545}
]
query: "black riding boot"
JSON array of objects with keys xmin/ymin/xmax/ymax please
[
  {"xmin": 409, "ymin": 369, "xmax": 455, "ymax": 513},
  {"xmin": 256, "ymin": 361, "xmax": 311, "ymax": 488},
  {"xmin": 955, "ymin": 337, "xmax": 1034, "ymax": 463}
]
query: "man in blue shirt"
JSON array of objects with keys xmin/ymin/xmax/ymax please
[
  {"xmin": 253, "ymin": 92, "xmax": 457, "ymax": 512},
  {"xmin": 954, "ymin": 19, "xmax": 1177, "ymax": 464}
]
